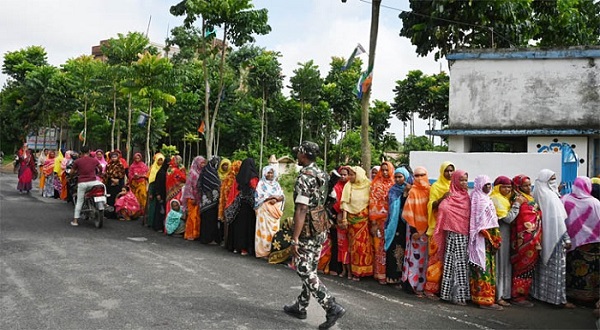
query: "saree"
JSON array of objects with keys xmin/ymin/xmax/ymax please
[
  {"xmin": 17, "ymin": 150, "xmax": 35, "ymax": 193},
  {"xmin": 369, "ymin": 161, "xmax": 395, "ymax": 283},
  {"xmin": 268, "ymin": 217, "xmax": 295, "ymax": 264},
  {"xmin": 254, "ymin": 165, "xmax": 284, "ymax": 258},
  {"xmin": 166, "ymin": 156, "xmax": 187, "ymax": 215},
  {"xmin": 470, "ymin": 228, "xmax": 502, "ymax": 306},
  {"xmin": 332, "ymin": 178, "xmax": 349, "ymax": 265},
  {"xmin": 128, "ymin": 153, "xmax": 149, "ymax": 215},
  {"xmin": 510, "ymin": 175, "xmax": 542, "ymax": 302},
  {"xmin": 42, "ymin": 155, "xmax": 56, "ymax": 198},
  {"xmin": 183, "ymin": 156, "xmax": 205, "ymax": 241},
  {"xmin": 348, "ymin": 208, "xmax": 374, "ymax": 277},
  {"xmin": 114, "ymin": 190, "xmax": 141, "ymax": 220},
  {"xmin": 59, "ymin": 151, "xmax": 73, "ymax": 200},
  {"xmin": 219, "ymin": 160, "xmax": 241, "ymax": 245},
  {"xmin": 424, "ymin": 161, "xmax": 454, "ymax": 295}
]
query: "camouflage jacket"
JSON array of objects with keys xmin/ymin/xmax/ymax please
[{"xmin": 293, "ymin": 162, "xmax": 329, "ymax": 210}]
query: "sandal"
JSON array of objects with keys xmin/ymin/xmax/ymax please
[
  {"xmin": 329, "ymin": 271, "xmax": 338, "ymax": 277},
  {"xmin": 480, "ymin": 304, "xmax": 503, "ymax": 311},
  {"xmin": 351, "ymin": 276, "xmax": 360, "ymax": 282},
  {"xmin": 378, "ymin": 280, "xmax": 387, "ymax": 285},
  {"xmin": 70, "ymin": 221, "xmax": 79, "ymax": 226},
  {"xmin": 563, "ymin": 302, "xmax": 576, "ymax": 309},
  {"xmin": 425, "ymin": 292, "xmax": 440, "ymax": 301},
  {"xmin": 497, "ymin": 299, "xmax": 511, "ymax": 307}
]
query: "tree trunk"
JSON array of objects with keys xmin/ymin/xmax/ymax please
[
  {"xmin": 299, "ymin": 98, "xmax": 304, "ymax": 145},
  {"xmin": 259, "ymin": 87, "xmax": 266, "ymax": 170},
  {"xmin": 126, "ymin": 94, "xmax": 132, "ymax": 163},
  {"xmin": 83, "ymin": 97, "xmax": 88, "ymax": 146},
  {"xmin": 111, "ymin": 87, "xmax": 117, "ymax": 151},
  {"xmin": 207, "ymin": 24, "xmax": 229, "ymax": 159},
  {"xmin": 145, "ymin": 101, "xmax": 153, "ymax": 166},
  {"xmin": 360, "ymin": 0, "xmax": 381, "ymax": 173}
]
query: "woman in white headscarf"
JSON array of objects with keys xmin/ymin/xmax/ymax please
[
  {"xmin": 254, "ymin": 165, "xmax": 284, "ymax": 258},
  {"xmin": 531, "ymin": 169, "xmax": 574, "ymax": 308}
]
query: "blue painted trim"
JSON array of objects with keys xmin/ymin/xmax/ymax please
[
  {"xmin": 426, "ymin": 128, "xmax": 600, "ymax": 136},
  {"xmin": 447, "ymin": 49, "xmax": 600, "ymax": 60}
]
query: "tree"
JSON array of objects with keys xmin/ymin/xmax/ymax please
[
  {"xmin": 399, "ymin": 0, "xmax": 600, "ymax": 61},
  {"xmin": 2, "ymin": 46, "xmax": 48, "ymax": 82},
  {"xmin": 170, "ymin": 0, "xmax": 271, "ymax": 158},
  {"xmin": 368, "ymin": 99, "xmax": 394, "ymax": 158},
  {"xmin": 289, "ymin": 60, "xmax": 322, "ymax": 145}
]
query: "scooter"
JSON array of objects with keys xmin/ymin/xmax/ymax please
[{"xmin": 67, "ymin": 165, "xmax": 107, "ymax": 228}]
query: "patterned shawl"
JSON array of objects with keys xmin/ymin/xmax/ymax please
[
  {"xmin": 219, "ymin": 160, "xmax": 241, "ymax": 219},
  {"xmin": 218, "ymin": 158, "xmax": 232, "ymax": 180},
  {"xmin": 199, "ymin": 156, "xmax": 221, "ymax": 212},
  {"xmin": 148, "ymin": 153, "xmax": 165, "ymax": 184},
  {"xmin": 437, "ymin": 169, "xmax": 471, "ymax": 236},
  {"xmin": 60, "ymin": 151, "xmax": 72, "ymax": 171},
  {"xmin": 128, "ymin": 153, "xmax": 149, "ymax": 182},
  {"xmin": 95, "ymin": 149, "xmax": 107, "ymax": 172},
  {"xmin": 402, "ymin": 166, "xmax": 430, "ymax": 235},
  {"xmin": 490, "ymin": 176, "xmax": 512, "ymax": 219},
  {"xmin": 385, "ymin": 166, "xmax": 410, "ymax": 251},
  {"xmin": 105, "ymin": 158, "xmax": 125, "ymax": 180},
  {"xmin": 561, "ymin": 176, "xmax": 600, "ymax": 251},
  {"xmin": 341, "ymin": 166, "xmax": 371, "ymax": 215},
  {"xmin": 469, "ymin": 175, "xmax": 499, "ymax": 270},
  {"xmin": 43, "ymin": 153, "xmax": 56, "ymax": 176},
  {"xmin": 166, "ymin": 156, "xmax": 187, "ymax": 201},
  {"xmin": 369, "ymin": 161, "xmax": 395, "ymax": 222},
  {"xmin": 427, "ymin": 161, "xmax": 454, "ymax": 235},
  {"xmin": 533, "ymin": 169, "xmax": 568, "ymax": 264},
  {"xmin": 255, "ymin": 165, "xmax": 284, "ymax": 208},
  {"xmin": 182, "ymin": 156, "xmax": 205, "ymax": 202}
]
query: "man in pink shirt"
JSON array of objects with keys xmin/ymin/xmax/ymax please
[{"xmin": 70, "ymin": 145, "xmax": 102, "ymax": 226}]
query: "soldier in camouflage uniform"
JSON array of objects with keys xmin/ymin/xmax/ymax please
[{"xmin": 283, "ymin": 141, "xmax": 346, "ymax": 330}]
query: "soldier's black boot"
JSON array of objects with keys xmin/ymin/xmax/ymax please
[
  {"xmin": 283, "ymin": 302, "xmax": 307, "ymax": 319},
  {"xmin": 318, "ymin": 300, "xmax": 346, "ymax": 329}
]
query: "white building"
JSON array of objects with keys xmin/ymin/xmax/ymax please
[{"xmin": 428, "ymin": 47, "xmax": 600, "ymax": 177}]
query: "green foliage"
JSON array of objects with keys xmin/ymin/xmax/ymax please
[
  {"xmin": 391, "ymin": 70, "xmax": 449, "ymax": 126},
  {"xmin": 2, "ymin": 46, "xmax": 48, "ymax": 82},
  {"xmin": 160, "ymin": 144, "xmax": 179, "ymax": 158},
  {"xmin": 398, "ymin": 134, "xmax": 448, "ymax": 164}
]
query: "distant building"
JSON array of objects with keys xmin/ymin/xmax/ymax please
[{"xmin": 428, "ymin": 47, "xmax": 600, "ymax": 176}]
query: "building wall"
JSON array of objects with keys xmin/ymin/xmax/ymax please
[{"xmin": 449, "ymin": 56, "xmax": 600, "ymax": 129}]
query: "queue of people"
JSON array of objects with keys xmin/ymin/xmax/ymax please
[{"xmin": 16, "ymin": 144, "xmax": 600, "ymax": 316}]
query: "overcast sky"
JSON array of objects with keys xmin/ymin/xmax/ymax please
[{"xmin": 0, "ymin": 0, "xmax": 447, "ymax": 140}]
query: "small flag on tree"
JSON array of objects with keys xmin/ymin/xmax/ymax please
[
  {"xmin": 354, "ymin": 66, "xmax": 373, "ymax": 100},
  {"xmin": 342, "ymin": 43, "xmax": 366, "ymax": 71},
  {"xmin": 78, "ymin": 129, "xmax": 86, "ymax": 142},
  {"xmin": 197, "ymin": 121, "xmax": 205, "ymax": 135}
]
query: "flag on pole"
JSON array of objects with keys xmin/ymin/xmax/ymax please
[
  {"xmin": 197, "ymin": 121, "xmax": 205, "ymax": 135},
  {"xmin": 354, "ymin": 66, "xmax": 373, "ymax": 100},
  {"xmin": 342, "ymin": 43, "xmax": 366, "ymax": 71},
  {"xmin": 78, "ymin": 129, "xmax": 86, "ymax": 142}
]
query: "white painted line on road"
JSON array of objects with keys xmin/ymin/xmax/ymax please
[
  {"xmin": 126, "ymin": 237, "xmax": 148, "ymax": 242},
  {"xmin": 447, "ymin": 316, "xmax": 493, "ymax": 330}
]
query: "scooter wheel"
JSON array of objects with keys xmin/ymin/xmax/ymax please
[{"xmin": 94, "ymin": 210, "xmax": 104, "ymax": 229}]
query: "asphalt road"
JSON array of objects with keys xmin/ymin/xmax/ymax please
[{"xmin": 0, "ymin": 172, "xmax": 595, "ymax": 329}]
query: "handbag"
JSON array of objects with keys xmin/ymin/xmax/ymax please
[{"xmin": 307, "ymin": 204, "xmax": 331, "ymax": 235}]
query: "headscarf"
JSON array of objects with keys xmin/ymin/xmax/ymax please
[
  {"xmin": 115, "ymin": 149, "xmax": 128, "ymax": 169},
  {"xmin": 532, "ymin": 169, "xmax": 568, "ymax": 265},
  {"xmin": 370, "ymin": 165, "xmax": 381, "ymax": 180},
  {"xmin": 128, "ymin": 153, "xmax": 149, "ymax": 182},
  {"xmin": 255, "ymin": 165, "xmax": 284, "ymax": 208},
  {"xmin": 199, "ymin": 156, "xmax": 221, "ymax": 212},
  {"xmin": 154, "ymin": 156, "xmax": 170, "ymax": 199},
  {"xmin": 96, "ymin": 149, "xmax": 107, "ymax": 172},
  {"xmin": 426, "ymin": 161, "xmax": 454, "ymax": 235},
  {"xmin": 148, "ymin": 153, "xmax": 165, "ymax": 184},
  {"xmin": 236, "ymin": 158, "xmax": 259, "ymax": 196},
  {"xmin": 436, "ymin": 169, "xmax": 470, "ymax": 236},
  {"xmin": 53, "ymin": 150, "xmax": 64, "ymax": 175},
  {"xmin": 332, "ymin": 167, "xmax": 348, "ymax": 214},
  {"xmin": 182, "ymin": 156, "xmax": 205, "ymax": 201},
  {"xmin": 221, "ymin": 160, "xmax": 242, "ymax": 214},
  {"xmin": 402, "ymin": 166, "xmax": 431, "ymax": 235},
  {"xmin": 385, "ymin": 166, "xmax": 411, "ymax": 250},
  {"xmin": 165, "ymin": 199, "xmax": 183, "ymax": 235},
  {"xmin": 561, "ymin": 176, "xmax": 600, "ymax": 251},
  {"xmin": 340, "ymin": 166, "xmax": 371, "ymax": 214},
  {"xmin": 218, "ymin": 158, "xmax": 232, "ymax": 180},
  {"xmin": 37, "ymin": 149, "xmax": 47, "ymax": 166},
  {"xmin": 513, "ymin": 174, "xmax": 534, "ymax": 203},
  {"xmin": 490, "ymin": 176, "xmax": 512, "ymax": 219},
  {"xmin": 43, "ymin": 151, "xmax": 56, "ymax": 176},
  {"xmin": 469, "ymin": 175, "xmax": 499, "ymax": 270},
  {"xmin": 369, "ymin": 161, "xmax": 395, "ymax": 221},
  {"xmin": 60, "ymin": 151, "xmax": 72, "ymax": 170},
  {"xmin": 106, "ymin": 153, "xmax": 126, "ymax": 180}
]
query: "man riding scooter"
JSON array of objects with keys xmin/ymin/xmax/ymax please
[{"xmin": 70, "ymin": 145, "xmax": 102, "ymax": 226}]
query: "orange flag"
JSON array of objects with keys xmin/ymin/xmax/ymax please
[{"xmin": 197, "ymin": 121, "xmax": 205, "ymax": 135}]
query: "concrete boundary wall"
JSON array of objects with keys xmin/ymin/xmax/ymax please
[{"xmin": 409, "ymin": 151, "xmax": 563, "ymax": 184}]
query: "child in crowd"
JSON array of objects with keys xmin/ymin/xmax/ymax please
[{"xmin": 165, "ymin": 199, "xmax": 186, "ymax": 236}]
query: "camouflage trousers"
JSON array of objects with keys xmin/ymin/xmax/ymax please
[{"xmin": 294, "ymin": 232, "xmax": 334, "ymax": 311}]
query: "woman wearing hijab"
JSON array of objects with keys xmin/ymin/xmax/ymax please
[
  {"xmin": 437, "ymin": 169, "xmax": 471, "ymax": 306},
  {"xmin": 16, "ymin": 146, "xmax": 36, "ymax": 194},
  {"xmin": 219, "ymin": 160, "xmax": 241, "ymax": 244},
  {"xmin": 400, "ymin": 166, "xmax": 430, "ymax": 294},
  {"xmin": 591, "ymin": 177, "xmax": 600, "ymax": 200},
  {"xmin": 166, "ymin": 155, "xmax": 187, "ymax": 216},
  {"xmin": 151, "ymin": 155, "xmax": 170, "ymax": 233},
  {"xmin": 254, "ymin": 165, "xmax": 285, "ymax": 258},
  {"xmin": 369, "ymin": 161, "xmax": 396, "ymax": 284},
  {"xmin": 114, "ymin": 186, "xmax": 141, "ymax": 221},
  {"xmin": 318, "ymin": 169, "xmax": 343, "ymax": 275},
  {"xmin": 225, "ymin": 158, "xmax": 259, "ymax": 256},
  {"xmin": 340, "ymin": 166, "xmax": 373, "ymax": 281},
  {"xmin": 42, "ymin": 150, "xmax": 57, "ymax": 198},
  {"xmin": 95, "ymin": 149, "xmax": 107, "ymax": 174},
  {"xmin": 469, "ymin": 175, "xmax": 503, "ymax": 310},
  {"xmin": 333, "ymin": 167, "xmax": 351, "ymax": 279},
  {"xmin": 490, "ymin": 176, "xmax": 523, "ymax": 307},
  {"xmin": 105, "ymin": 151, "xmax": 126, "ymax": 219},
  {"xmin": 53, "ymin": 150, "xmax": 64, "ymax": 197},
  {"xmin": 128, "ymin": 153, "xmax": 149, "ymax": 215},
  {"xmin": 198, "ymin": 156, "xmax": 222, "ymax": 244},
  {"xmin": 510, "ymin": 174, "xmax": 542, "ymax": 307},
  {"xmin": 218, "ymin": 158, "xmax": 232, "ymax": 181},
  {"xmin": 562, "ymin": 176, "xmax": 600, "ymax": 304},
  {"xmin": 384, "ymin": 167, "xmax": 410, "ymax": 285},
  {"xmin": 37, "ymin": 148, "xmax": 47, "ymax": 190},
  {"xmin": 370, "ymin": 165, "xmax": 380, "ymax": 180},
  {"xmin": 182, "ymin": 156, "xmax": 205, "ymax": 241},
  {"xmin": 60, "ymin": 150, "xmax": 74, "ymax": 200},
  {"xmin": 424, "ymin": 161, "xmax": 455, "ymax": 299},
  {"xmin": 146, "ymin": 153, "xmax": 165, "ymax": 228},
  {"xmin": 531, "ymin": 169, "xmax": 574, "ymax": 308}
]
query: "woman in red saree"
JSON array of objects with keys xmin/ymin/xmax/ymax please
[
  {"xmin": 341, "ymin": 166, "xmax": 373, "ymax": 280},
  {"xmin": 166, "ymin": 155, "xmax": 187, "ymax": 216},
  {"xmin": 510, "ymin": 174, "xmax": 542, "ymax": 307},
  {"xmin": 369, "ymin": 161, "xmax": 395, "ymax": 284},
  {"xmin": 128, "ymin": 153, "xmax": 149, "ymax": 215},
  {"xmin": 16, "ymin": 145, "xmax": 36, "ymax": 194}
]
